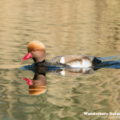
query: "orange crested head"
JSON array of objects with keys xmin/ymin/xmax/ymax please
[
  {"xmin": 21, "ymin": 41, "xmax": 46, "ymax": 63},
  {"xmin": 27, "ymin": 41, "xmax": 45, "ymax": 52}
]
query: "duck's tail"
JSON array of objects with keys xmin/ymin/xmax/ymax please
[{"xmin": 95, "ymin": 55, "xmax": 120, "ymax": 69}]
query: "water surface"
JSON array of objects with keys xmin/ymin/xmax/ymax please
[{"xmin": 0, "ymin": 0, "xmax": 120, "ymax": 120}]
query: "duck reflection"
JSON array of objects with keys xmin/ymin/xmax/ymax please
[
  {"xmin": 22, "ymin": 72, "xmax": 47, "ymax": 95},
  {"xmin": 22, "ymin": 65, "xmax": 94, "ymax": 95},
  {"xmin": 52, "ymin": 67, "xmax": 94, "ymax": 76}
]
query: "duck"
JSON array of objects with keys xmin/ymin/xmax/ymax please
[{"xmin": 21, "ymin": 41, "xmax": 102, "ymax": 68}]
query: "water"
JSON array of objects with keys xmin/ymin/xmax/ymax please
[{"xmin": 0, "ymin": 0, "xmax": 120, "ymax": 120}]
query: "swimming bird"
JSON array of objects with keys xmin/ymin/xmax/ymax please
[{"xmin": 21, "ymin": 41, "xmax": 101, "ymax": 68}]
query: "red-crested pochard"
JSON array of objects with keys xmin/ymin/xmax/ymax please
[{"xmin": 21, "ymin": 41, "xmax": 101, "ymax": 68}]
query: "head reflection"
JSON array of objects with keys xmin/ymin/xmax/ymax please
[{"xmin": 22, "ymin": 72, "xmax": 47, "ymax": 95}]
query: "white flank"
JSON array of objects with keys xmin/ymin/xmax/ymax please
[
  {"xmin": 82, "ymin": 59, "xmax": 92, "ymax": 67},
  {"xmin": 60, "ymin": 71, "xmax": 65, "ymax": 76},
  {"xmin": 69, "ymin": 59, "xmax": 92, "ymax": 68},
  {"xmin": 60, "ymin": 57, "xmax": 65, "ymax": 64},
  {"xmin": 69, "ymin": 61, "xmax": 81, "ymax": 67}
]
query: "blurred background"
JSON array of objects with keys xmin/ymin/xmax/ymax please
[{"xmin": 0, "ymin": 0, "xmax": 120, "ymax": 120}]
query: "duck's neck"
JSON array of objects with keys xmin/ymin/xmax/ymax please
[
  {"xmin": 35, "ymin": 59, "xmax": 46, "ymax": 64},
  {"xmin": 38, "ymin": 59, "xmax": 46, "ymax": 63},
  {"xmin": 32, "ymin": 57, "xmax": 46, "ymax": 63}
]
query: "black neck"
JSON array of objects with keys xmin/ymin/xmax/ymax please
[
  {"xmin": 38, "ymin": 59, "xmax": 46, "ymax": 63},
  {"xmin": 35, "ymin": 59, "xmax": 46, "ymax": 65}
]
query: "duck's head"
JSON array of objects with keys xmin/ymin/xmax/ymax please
[{"xmin": 21, "ymin": 41, "xmax": 46, "ymax": 63}]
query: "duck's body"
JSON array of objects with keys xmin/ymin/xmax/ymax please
[
  {"xmin": 21, "ymin": 41, "xmax": 102, "ymax": 68},
  {"xmin": 48, "ymin": 55, "xmax": 101, "ymax": 68}
]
